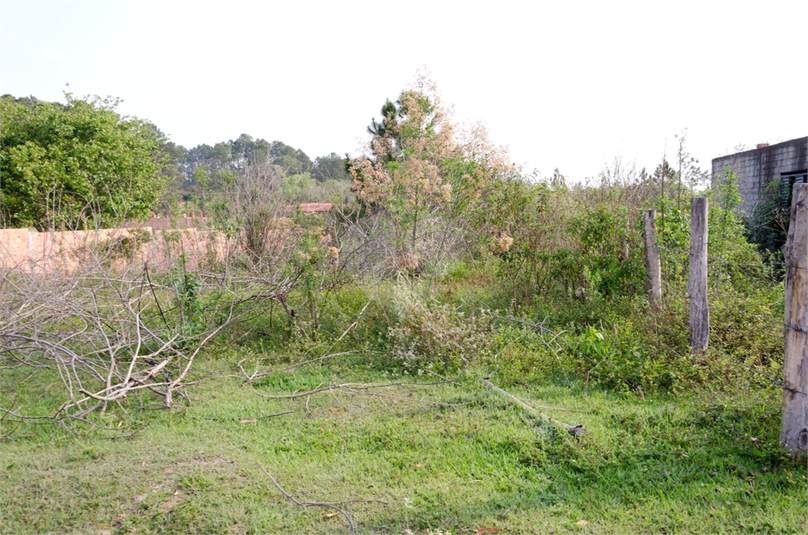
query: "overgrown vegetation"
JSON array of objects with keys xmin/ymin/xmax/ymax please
[{"xmin": 1, "ymin": 78, "xmax": 804, "ymax": 533}]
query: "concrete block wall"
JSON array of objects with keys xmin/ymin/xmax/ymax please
[{"xmin": 712, "ymin": 137, "xmax": 808, "ymax": 216}]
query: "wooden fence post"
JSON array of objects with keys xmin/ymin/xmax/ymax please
[
  {"xmin": 782, "ymin": 183, "xmax": 808, "ymax": 455},
  {"xmin": 689, "ymin": 198, "xmax": 709, "ymax": 354},
  {"xmin": 644, "ymin": 210, "xmax": 662, "ymax": 308},
  {"xmin": 28, "ymin": 229, "xmax": 36, "ymax": 275}
]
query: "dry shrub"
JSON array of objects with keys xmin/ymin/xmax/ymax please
[{"xmin": 386, "ymin": 283, "xmax": 492, "ymax": 373}]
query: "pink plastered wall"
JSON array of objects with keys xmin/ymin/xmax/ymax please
[{"xmin": 0, "ymin": 227, "xmax": 231, "ymax": 274}]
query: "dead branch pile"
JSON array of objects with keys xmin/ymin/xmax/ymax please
[
  {"xmin": 0, "ymin": 188, "xmax": 307, "ymax": 433},
  {"xmin": 0, "ymin": 256, "xmax": 278, "ymax": 430}
]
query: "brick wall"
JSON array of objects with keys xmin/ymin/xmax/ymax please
[
  {"xmin": 712, "ymin": 137, "xmax": 808, "ymax": 216},
  {"xmin": 123, "ymin": 215, "xmax": 209, "ymax": 231},
  {"xmin": 0, "ymin": 227, "xmax": 231, "ymax": 274},
  {"xmin": 0, "ymin": 205, "xmax": 334, "ymax": 274}
]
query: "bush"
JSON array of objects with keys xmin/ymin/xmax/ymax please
[
  {"xmin": 385, "ymin": 282, "xmax": 492, "ymax": 373},
  {"xmin": 483, "ymin": 325, "xmax": 567, "ymax": 385}
]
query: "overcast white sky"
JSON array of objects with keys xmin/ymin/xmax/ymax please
[{"xmin": 2, "ymin": 0, "xmax": 806, "ymax": 181}]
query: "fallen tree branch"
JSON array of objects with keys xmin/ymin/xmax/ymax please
[
  {"xmin": 237, "ymin": 358, "xmax": 273, "ymax": 385},
  {"xmin": 254, "ymin": 384, "xmax": 344, "ymax": 399},
  {"xmin": 495, "ymin": 314, "xmax": 558, "ymax": 336},
  {"xmin": 256, "ymin": 463, "xmax": 356, "ymax": 534},
  {"xmin": 525, "ymin": 403, "xmax": 583, "ymax": 413},
  {"xmin": 0, "ymin": 407, "xmax": 57, "ymax": 423},
  {"xmin": 424, "ymin": 369, "xmax": 461, "ymax": 385},
  {"xmin": 188, "ymin": 410, "xmax": 294, "ymax": 422},
  {"xmin": 334, "ymin": 296, "xmax": 374, "ymax": 343},
  {"xmin": 284, "ymin": 350, "xmax": 382, "ymax": 371},
  {"xmin": 482, "ymin": 378, "xmax": 586, "ymax": 436},
  {"xmin": 252, "ymin": 381, "xmax": 461, "ymax": 407},
  {"xmin": 0, "ymin": 220, "xmax": 307, "ymax": 433}
]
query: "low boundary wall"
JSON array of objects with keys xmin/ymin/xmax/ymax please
[{"xmin": 0, "ymin": 227, "xmax": 230, "ymax": 274}]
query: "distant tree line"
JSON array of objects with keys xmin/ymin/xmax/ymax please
[
  {"xmin": 0, "ymin": 93, "xmax": 351, "ymax": 229},
  {"xmin": 160, "ymin": 133, "xmax": 352, "ymax": 217}
]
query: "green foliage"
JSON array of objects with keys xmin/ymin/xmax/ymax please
[
  {"xmin": 386, "ymin": 283, "xmax": 492, "ymax": 373},
  {"xmin": 281, "ymin": 173, "xmax": 351, "ymax": 204},
  {"xmin": 482, "ymin": 178, "xmax": 566, "ymax": 301},
  {"xmin": 488, "ymin": 170, "xmax": 653, "ymax": 305},
  {"xmin": 269, "ymin": 140, "xmax": 313, "ymax": 176},
  {"xmin": 708, "ymin": 171, "xmax": 774, "ymax": 292},
  {"xmin": 656, "ymin": 197, "xmax": 692, "ymax": 285},
  {"xmin": 746, "ymin": 179, "xmax": 791, "ymax": 256},
  {"xmin": 172, "ymin": 256, "xmax": 203, "ymax": 335},
  {"xmin": 282, "ymin": 173, "xmax": 318, "ymax": 203},
  {"xmin": 311, "ymin": 152, "xmax": 350, "ymax": 183},
  {"xmin": 0, "ymin": 93, "xmax": 169, "ymax": 229},
  {"xmin": 483, "ymin": 325, "xmax": 562, "ymax": 385},
  {"xmin": 567, "ymin": 323, "xmax": 689, "ymax": 393},
  {"xmin": 170, "ymin": 135, "xmax": 350, "ymax": 218},
  {"xmin": 572, "ymin": 205, "xmax": 645, "ymax": 297}
]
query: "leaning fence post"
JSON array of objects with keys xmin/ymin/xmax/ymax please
[
  {"xmin": 688, "ymin": 198, "xmax": 709, "ymax": 354},
  {"xmin": 644, "ymin": 210, "xmax": 662, "ymax": 308},
  {"xmin": 781, "ymin": 182, "xmax": 808, "ymax": 455}
]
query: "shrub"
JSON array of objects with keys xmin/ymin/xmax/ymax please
[
  {"xmin": 386, "ymin": 282, "xmax": 492, "ymax": 373},
  {"xmin": 483, "ymin": 325, "xmax": 567, "ymax": 385}
]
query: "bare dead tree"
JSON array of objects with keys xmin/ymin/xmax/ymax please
[{"xmin": 230, "ymin": 160, "xmax": 289, "ymax": 267}]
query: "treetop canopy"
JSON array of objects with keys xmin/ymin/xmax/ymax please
[{"xmin": 1, "ymin": 93, "xmax": 169, "ymax": 230}]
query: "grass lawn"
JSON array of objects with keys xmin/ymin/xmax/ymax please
[{"xmin": 1, "ymin": 356, "xmax": 805, "ymax": 534}]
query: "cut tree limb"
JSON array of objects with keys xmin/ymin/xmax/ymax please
[
  {"xmin": 482, "ymin": 378, "xmax": 586, "ymax": 436},
  {"xmin": 257, "ymin": 463, "xmax": 354, "ymax": 533}
]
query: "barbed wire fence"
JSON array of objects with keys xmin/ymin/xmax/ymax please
[
  {"xmin": 656, "ymin": 243, "xmax": 804, "ymax": 395},
  {"xmin": 646, "ymin": 185, "xmax": 808, "ymax": 454}
]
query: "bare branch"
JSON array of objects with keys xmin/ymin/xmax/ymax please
[
  {"xmin": 256, "ymin": 463, "xmax": 356, "ymax": 534},
  {"xmin": 482, "ymin": 378, "xmax": 586, "ymax": 435}
]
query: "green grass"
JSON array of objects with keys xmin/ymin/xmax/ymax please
[{"xmin": 1, "ymin": 357, "xmax": 805, "ymax": 534}]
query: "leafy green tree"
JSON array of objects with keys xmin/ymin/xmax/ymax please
[
  {"xmin": 269, "ymin": 141, "xmax": 312, "ymax": 176},
  {"xmin": 281, "ymin": 173, "xmax": 318, "ymax": 203},
  {"xmin": 311, "ymin": 153, "xmax": 350, "ymax": 182},
  {"xmin": 1, "ymin": 93, "xmax": 169, "ymax": 229},
  {"xmin": 151, "ymin": 134, "xmax": 189, "ymax": 216},
  {"xmin": 176, "ymin": 136, "xmax": 313, "ymax": 218},
  {"xmin": 231, "ymin": 134, "xmax": 270, "ymax": 170},
  {"xmin": 185, "ymin": 142, "xmax": 233, "ymax": 177}
]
